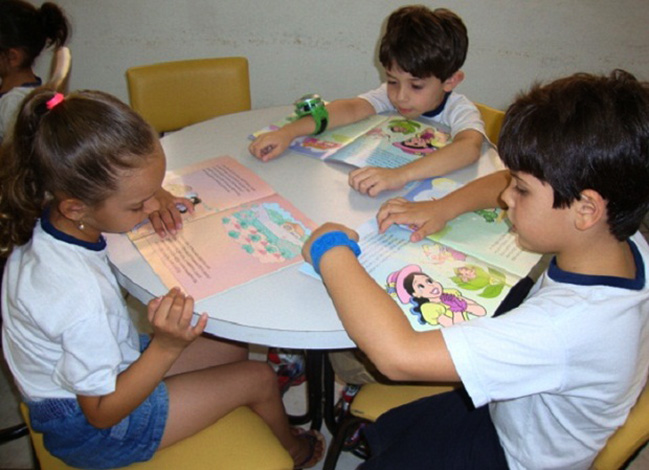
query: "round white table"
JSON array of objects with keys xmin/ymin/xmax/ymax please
[{"xmin": 107, "ymin": 106, "xmax": 502, "ymax": 349}]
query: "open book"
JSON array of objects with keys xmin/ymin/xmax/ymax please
[
  {"xmin": 129, "ymin": 156, "xmax": 317, "ymax": 301},
  {"xmin": 302, "ymin": 177, "xmax": 542, "ymax": 332},
  {"xmin": 252, "ymin": 113, "xmax": 451, "ymax": 169}
]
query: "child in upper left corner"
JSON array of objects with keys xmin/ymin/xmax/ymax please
[
  {"xmin": 0, "ymin": 0, "xmax": 69, "ymax": 145},
  {"xmin": 249, "ymin": 5, "xmax": 486, "ymax": 197}
]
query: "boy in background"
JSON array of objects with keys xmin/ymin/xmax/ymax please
[
  {"xmin": 249, "ymin": 5, "xmax": 486, "ymax": 198},
  {"xmin": 302, "ymin": 70, "xmax": 649, "ymax": 469}
]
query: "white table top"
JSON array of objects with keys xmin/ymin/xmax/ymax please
[{"xmin": 107, "ymin": 106, "xmax": 503, "ymax": 349}]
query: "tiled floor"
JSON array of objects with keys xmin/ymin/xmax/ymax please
[{"xmin": 3, "ymin": 215, "xmax": 649, "ymax": 469}]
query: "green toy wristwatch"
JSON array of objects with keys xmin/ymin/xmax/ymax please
[{"xmin": 294, "ymin": 94, "xmax": 328, "ymax": 135}]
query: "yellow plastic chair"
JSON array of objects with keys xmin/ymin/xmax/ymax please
[
  {"xmin": 592, "ymin": 377, "xmax": 649, "ymax": 470},
  {"xmin": 324, "ymin": 378, "xmax": 649, "ymax": 470},
  {"xmin": 323, "ymin": 383, "xmax": 456, "ymax": 470},
  {"xmin": 20, "ymin": 403, "xmax": 293, "ymax": 470},
  {"xmin": 475, "ymin": 102, "xmax": 505, "ymax": 146},
  {"xmin": 125, "ymin": 57, "xmax": 251, "ymax": 134},
  {"xmin": 46, "ymin": 46, "xmax": 72, "ymax": 92}
]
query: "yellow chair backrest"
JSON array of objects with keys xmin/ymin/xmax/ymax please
[
  {"xmin": 126, "ymin": 57, "xmax": 251, "ymax": 134},
  {"xmin": 592, "ymin": 377, "xmax": 649, "ymax": 470},
  {"xmin": 45, "ymin": 46, "xmax": 72, "ymax": 92},
  {"xmin": 20, "ymin": 403, "xmax": 293, "ymax": 470},
  {"xmin": 475, "ymin": 102, "xmax": 505, "ymax": 146}
]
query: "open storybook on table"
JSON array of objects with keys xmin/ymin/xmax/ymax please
[
  {"xmin": 251, "ymin": 112, "xmax": 452, "ymax": 169},
  {"xmin": 302, "ymin": 177, "xmax": 542, "ymax": 332},
  {"xmin": 128, "ymin": 156, "xmax": 317, "ymax": 301}
]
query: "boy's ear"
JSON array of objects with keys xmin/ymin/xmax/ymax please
[
  {"xmin": 57, "ymin": 198, "xmax": 89, "ymax": 224},
  {"xmin": 6, "ymin": 48, "xmax": 25, "ymax": 68},
  {"xmin": 573, "ymin": 189, "xmax": 607, "ymax": 231},
  {"xmin": 442, "ymin": 71, "xmax": 465, "ymax": 92}
]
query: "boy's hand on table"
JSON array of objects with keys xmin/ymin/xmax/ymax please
[
  {"xmin": 149, "ymin": 188, "xmax": 194, "ymax": 238},
  {"xmin": 148, "ymin": 288, "xmax": 207, "ymax": 354},
  {"xmin": 377, "ymin": 197, "xmax": 450, "ymax": 242},
  {"xmin": 249, "ymin": 129, "xmax": 292, "ymax": 162},
  {"xmin": 302, "ymin": 222, "xmax": 359, "ymax": 265},
  {"xmin": 348, "ymin": 166, "xmax": 407, "ymax": 197}
]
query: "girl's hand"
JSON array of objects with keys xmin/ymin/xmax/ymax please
[
  {"xmin": 377, "ymin": 197, "xmax": 451, "ymax": 242},
  {"xmin": 249, "ymin": 129, "xmax": 293, "ymax": 162},
  {"xmin": 301, "ymin": 222, "xmax": 359, "ymax": 265},
  {"xmin": 149, "ymin": 188, "xmax": 194, "ymax": 238},
  {"xmin": 147, "ymin": 288, "xmax": 207, "ymax": 354}
]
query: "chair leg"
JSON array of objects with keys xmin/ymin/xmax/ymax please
[
  {"xmin": 323, "ymin": 352, "xmax": 338, "ymax": 434},
  {"xmin": 323, "ymin": 416, "xmax": 368, "ymax": 470},
  {"xmin": 0, "ymin": 423, "xmax": 29, "ymax": 444}
]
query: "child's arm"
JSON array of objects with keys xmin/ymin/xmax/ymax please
[
  {"xmin": 77, "ymin": 288, "xmax": 207, "ymax": 429},
  {"xmin": 349, "ymin": 128, "xmax": 484, "ymax": 196},
  {"xmin": 249, "ymin": 97, "xmax": 376, "ymax": 162},
  {"xmin": 303, "ymin": 224, "xmax": 460, "ymax": 382},
  {"xmin": 149, "ymin": 188, "xmax": 195, "ymax": 238},
  {"xmin": 377, "ymin": 169, "xmax": 511, "ymax": 241}
]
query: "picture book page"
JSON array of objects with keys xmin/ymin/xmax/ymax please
[
  {"xmin": 302, "ymin": 219, "xmax": 518, "ymax": 332},
  {"xmin": 129, "ymin": 156, "xmax": 275, "ymax": 240},
  {"xmin": 133, "ymin": 194, "xmax": 317, "ymax": 300},
  {"xmin": 251, "ymin": 114, "xmax": 386, "ymax": 160},
  {"xmin": 327, "ymin": 116, "xmax": 451, "ymax": 169},
  {"xmin": 405, "ymin": 178, "xmax": 542, "ymax": 278}
]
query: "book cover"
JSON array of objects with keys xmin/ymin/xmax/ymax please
[
  {"xmin": 251, "ymin": 113, "xmax": 451, "ymax": 168},
  {"xmin": 129, "ymin": 156, "xmax": 318, "ymax": 300},
  {"xmin": 301, "ymin": 177, "xmax": 542, "ymax": 332}
]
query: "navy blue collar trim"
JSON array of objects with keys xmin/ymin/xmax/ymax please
[
  {"xmin": 0, "ymin": 77, "xmax": 42, "ymax": 99},
  {"xmin": 547, "ymin": 240, "xmax": 645, "ymax": 290},
  {"xmin": 422, "ymin": 91, "xmax": 451, "ymax": 118},
  {"xmin": 40, "ymin": 208, "xmax": 106, "ymax": 252}
]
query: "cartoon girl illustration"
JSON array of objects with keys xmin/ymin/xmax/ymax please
[
  {"xmin": 392, "ymin": 127, "xmax": 450, "ymax": 156},
  {"xmin": 386, "ymin": 264, "xmax": 486, "ymax": 327}
]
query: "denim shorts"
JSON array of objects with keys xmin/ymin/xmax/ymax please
[{"xmin": 27, "ymin": 335, "xmax": 169, "ymax": 469}]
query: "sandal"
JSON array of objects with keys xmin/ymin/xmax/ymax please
[{"xmin": 292, "ymin": 428, "xmax": 326, "ymax": 469}]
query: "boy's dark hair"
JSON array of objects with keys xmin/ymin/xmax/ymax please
[
  {"xmin": 499, "ymin": 70, "xmax": 649, "ymax": 240},
  {"xmin": 0, "ymin": 1, "xmax": 70, "ymax": 68},
  {"xmin": 378, "ymin": 5, "xmax": 468, "ymax": 82}
]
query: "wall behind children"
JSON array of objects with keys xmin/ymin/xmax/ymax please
[{"xmin": 34, "ymin": 0, "xmax": 648, "ymax": 112}]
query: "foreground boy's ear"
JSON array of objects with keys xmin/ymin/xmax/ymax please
[
  {"xmin": 443, "ymin": 71, "xmax": 465, "ymax": 92},
  {"xmin": 57, "ymin": 198, "xmax": 89, "ymax": 225},
  {"xmin": 573, "ymin": 189, "xmax": 606, "ymax": 231}
]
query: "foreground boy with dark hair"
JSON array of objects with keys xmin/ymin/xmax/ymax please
[{"xmin": 304, "ymin": 70, "xmax": 649, "ymax": 469}]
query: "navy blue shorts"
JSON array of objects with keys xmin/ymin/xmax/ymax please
[
  {"xmin": 27, "ymin": 335, "xmax": 169, "ymax": 469},
  {"xmin": 360, "ymin": 388, "xmax": 508, "ymax": 470}
]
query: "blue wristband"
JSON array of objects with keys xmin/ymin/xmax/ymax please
[{"xmin": 310, "ymin": 231, "xmax": 361, "ymax": 275}]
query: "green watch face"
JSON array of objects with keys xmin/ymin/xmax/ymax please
[
  {"xmin": 294, "ymin": 94, "xmax": 325, "ymax": 117},
  {"xmin": 294, "ymin": 94, "xmax": 328, "ymax": 135}
]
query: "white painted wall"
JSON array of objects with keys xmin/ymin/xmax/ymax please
[{"xmin": 33, "ymin": 0, "xmax": 648, "ymax": 111}]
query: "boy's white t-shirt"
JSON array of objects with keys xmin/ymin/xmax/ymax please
[
  {"xmin": 442, "ymin": 232, "xmax": 649, "ymax": 470},
  {"xmin": 1, "ymin": 220, "xmax": 141, "ymax": 401},
  {"xmin": 358, "ymin": 83, "xmax": 486, "ymax": 139}
]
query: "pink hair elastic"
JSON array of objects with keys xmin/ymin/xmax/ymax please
[{"xmin": 46, "ymin": 93, "xmax": 65, "ymax": 110}]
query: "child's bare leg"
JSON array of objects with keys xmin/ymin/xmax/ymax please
[
  {"xmin": 160, "ymin": 361, "xmax": 323, "ymax": 466},
  {"xmin": 165, "ymin": 334, "xmax": 248, "ymax": 376}
]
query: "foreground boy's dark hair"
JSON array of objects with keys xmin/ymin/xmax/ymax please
[
  {"xmin": 378, "ymin": 5, "xmax": 468, "ymax": 82},
  {"xmin": 499, "ymin": 69, "xmax": 649, "ymax": 241}
]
